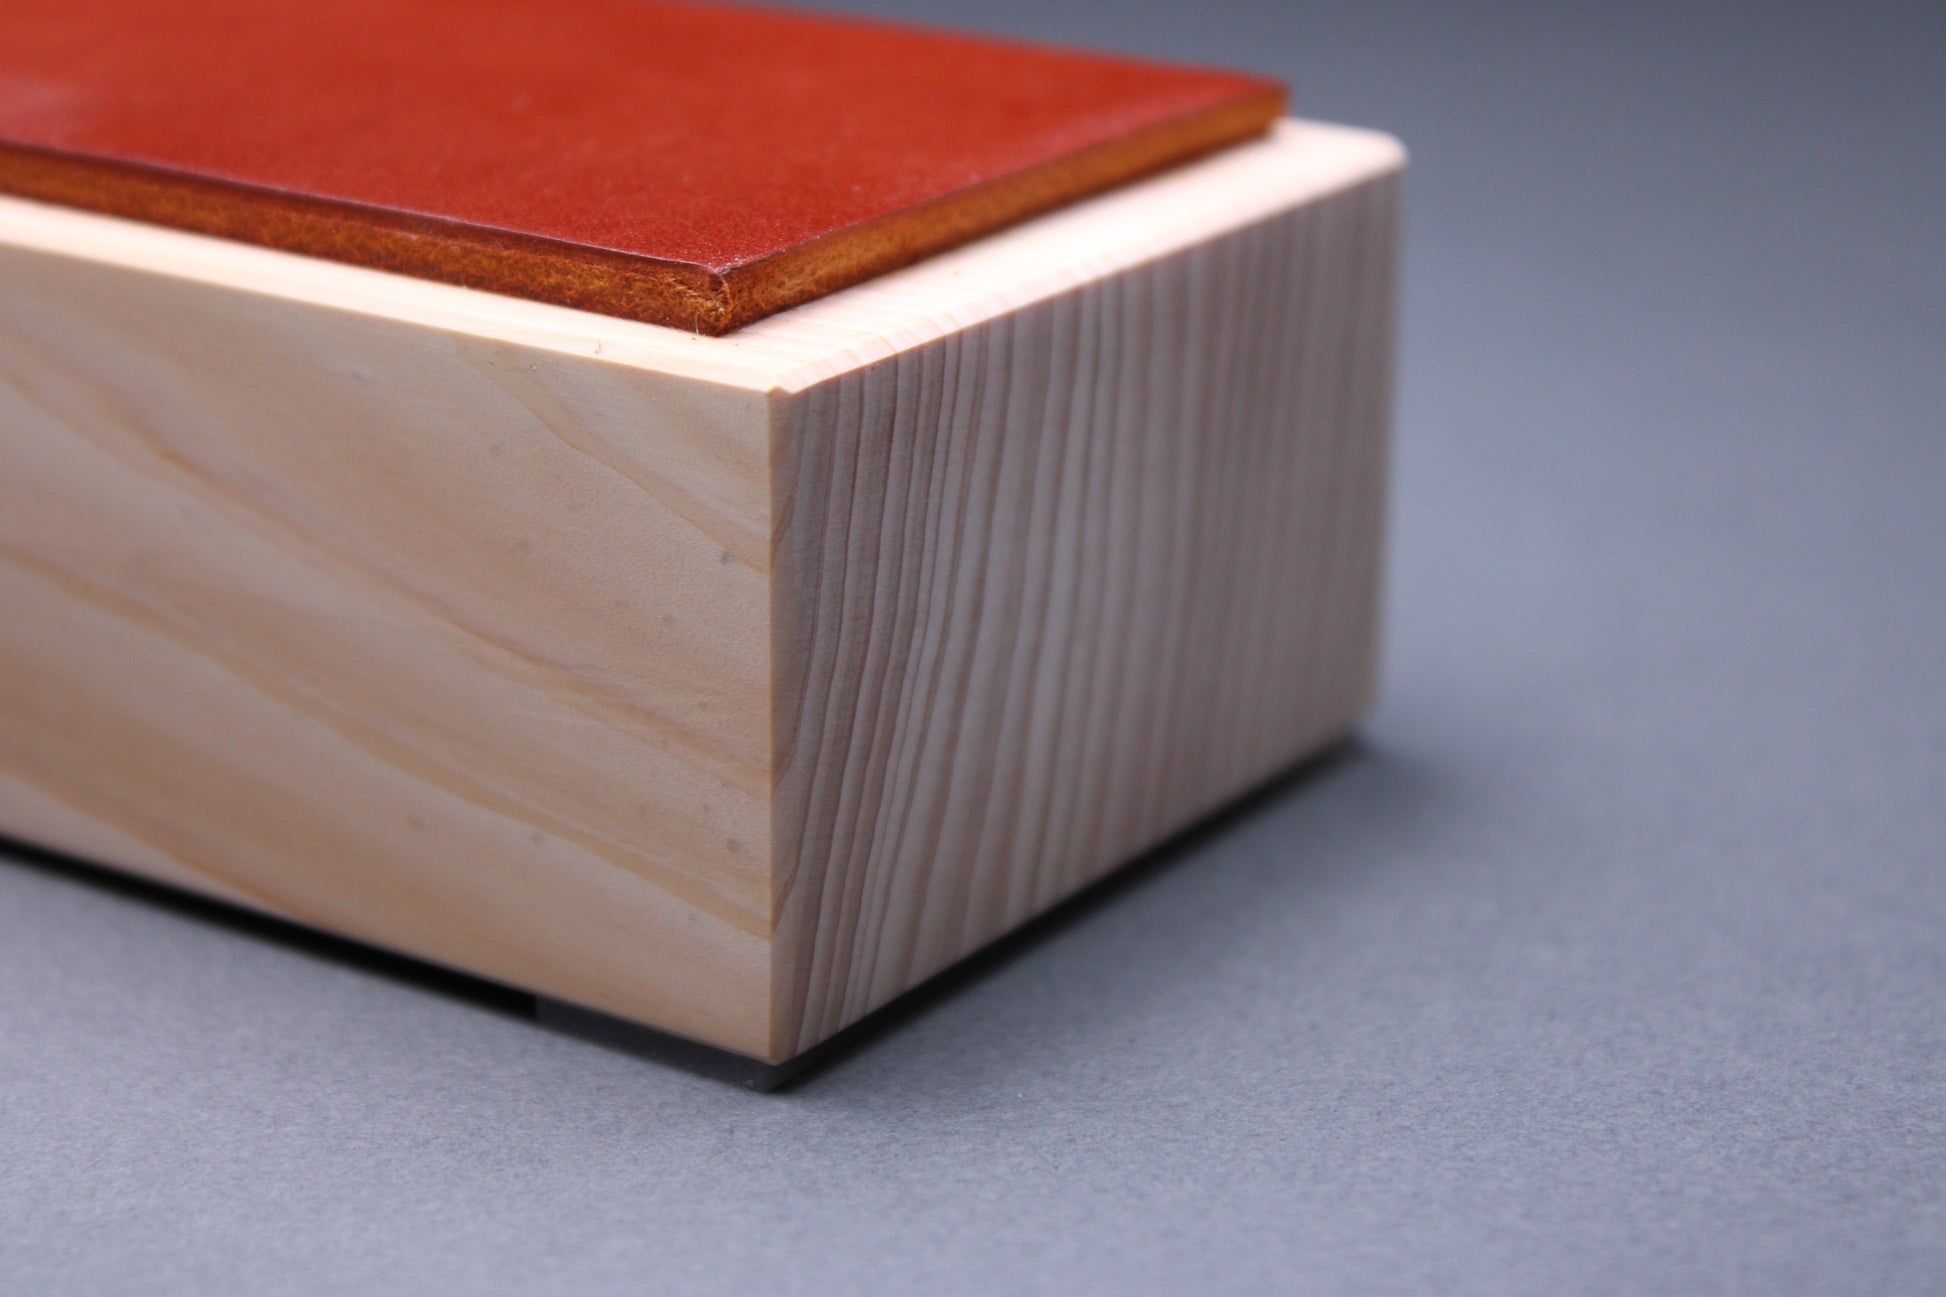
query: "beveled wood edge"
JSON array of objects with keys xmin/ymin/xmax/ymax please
[{"xmin": 0, "ymin": 120, "xmax": 1403, "ymax": 395}]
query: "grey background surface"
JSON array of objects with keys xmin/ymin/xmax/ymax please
[{"xmin": 2, "ymin": 1, "xmax": 1942, "ymax": 1292}]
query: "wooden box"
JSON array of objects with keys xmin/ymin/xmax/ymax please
[{"xmin": 0, "ymin": 119, "xmax": 1401, "ymax": 1064}]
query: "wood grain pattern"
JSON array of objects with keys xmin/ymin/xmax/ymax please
[
  {"xmin": 0, "ymin": 121, "xmax": 1402, "ymax": 1062},
  {"xmin": 0, "ymin": 240, "xmax": 779, "ymax": 1052},
  {"xmin": 769, "ymin": 154, "xmax": 1399, "ymax": 1056}
]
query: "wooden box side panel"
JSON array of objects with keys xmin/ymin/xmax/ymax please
[
  {"xmin": 770, "ymin": 167, "xmax": 1401, "ymax": 1056},
  {"xmin": 0, "ymin": 241, "xmax": 778, "ymax": 1054}
]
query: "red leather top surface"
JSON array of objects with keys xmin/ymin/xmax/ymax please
[{"xmin": 0, "ymin": 0, "xmax": 1281, "ymax": 277}]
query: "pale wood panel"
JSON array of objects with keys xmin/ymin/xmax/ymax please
[
  {"xmin": 770, "ymin": 167, "xmax": 1400, "ymax": 1056},
  {"xmin": 0, "ymin": 119, "xmax": 1400, "ymax": 1062},
  {"xmin": 0, "ymin": 245, "xmax": 776, "ymax": 1055}
]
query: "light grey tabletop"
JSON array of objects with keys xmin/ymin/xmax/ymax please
[{"xmin": 3, "ymin": 1, "xmax": 1941, "ymax": 1292}]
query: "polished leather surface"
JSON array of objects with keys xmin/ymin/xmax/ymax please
[{"xmin": 0, "ymin": 0, "xmax": 1284, "ymax": 330}]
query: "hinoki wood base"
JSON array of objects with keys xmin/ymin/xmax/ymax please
[{"xmin": 0, "ymin": 120, "xmax": 1402, "ymax": 1064}]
